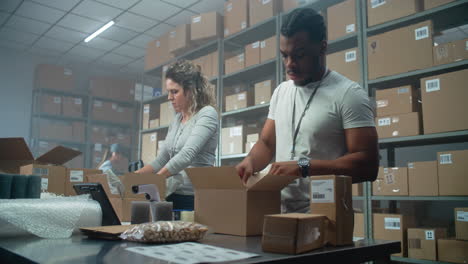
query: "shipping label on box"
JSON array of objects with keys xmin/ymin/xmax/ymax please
[
  {"xmin": 327, "ymin": 0, "xmax": 356, "ymax": 41},
  {"xmin": 327, "ymin": 48, "xmax": 360, "ymax": 82},
  {"xmin": 373, "ymin": 213, "xmax": 408, "ymax": 257}
]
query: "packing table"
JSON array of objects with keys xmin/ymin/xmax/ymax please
[{"xmin": 0, "ymin": 234, "xmax": 400, "ymax": 263}]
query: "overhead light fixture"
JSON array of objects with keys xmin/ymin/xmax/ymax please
[{"xmin": 84, "ymin": 20, "xmax": 114, "ymax": 43}]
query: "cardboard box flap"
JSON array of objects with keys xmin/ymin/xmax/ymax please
[
  {"xmin": 247, "ymin": 171, "xmax": 298, "ymax": 191},
  {"xmin": 0, "ymin": 138, "xmax": 34, "ymax": 161},
  {"xmin": 36, "ymin": 146, "xmax": 82, "ymax": 165},
  {"xmin": 186, "ymin": 166, "xmax": 245, "ymax": 190}
]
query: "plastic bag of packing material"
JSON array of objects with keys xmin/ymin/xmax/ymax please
[
  {"xmin": 120, "ymin": 221, "xmax": 208, "ymax": 243},
  {"xmin": 0, "ymin": 195, "xmax": 101, "ymax": 238}
]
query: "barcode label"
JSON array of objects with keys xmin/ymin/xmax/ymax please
[
  {"xmin": 151, "ymin": 134, "xmax": 156, "ymax": 141},
  {"xmin": 384, "ymin": 173, "xmax": 394, "ymax": 184},
  {"xmin": 398, "ymin": 87, "xmax": 409, "ymax": 94},
  {"xmin": 238, "ymin": 93, "xmax": 246, "ymax": 100},
  {"xmin": 376, "ymin": 100, "xmax": 388, "ymax": 108},
  {"xmin": 144, "ymin": 105, "xmax": 150, "ymax": 113},
  {"xmin": 69, "ymin": 170, "xmax": 84, "ymax": 182},
  {"xmin": 170, "ymin": 31, "xmax": 176, "ymax": 38},
  {"xmin": 345, "ymin": 50, "xmax": 357, "ymax": 62},
  {"xmin": 241, "ymin": 21, "xmax": 247, "ymax": 29},
  {"xmin": 41, "ymin": 178, "xmax": 48, "ymax": 191},
  {"xmin": 457, "ymin": 211, "xmax": 468, "ymax": 222},
  {"xmin": 371, "ymin": 0, "xmax": 386, "ymax": 8},
  {"xmin": 230, "ymin": 126, "xmax": 242, "ymax": 137},
  {"xmin": 311, "ymin": 179, "xmax": 334, "ymax": 203},
  {"xmin": 378, "ymin": 118, "xmax": 391, "ymax": 126},
  {"xmin": 252, "ymin": 41, "xmax": 260, "ymax": 49},
  {"xmin": 415, "ymin": 26, "xmax": 429, "ymax": 40},
  {"xmin": 94, "ymin": 100, "xmax": 102, "ymax": 107},
  {"xmin": 226, "ymin": 3, "xmax": 232, "ymax": 12},
  {"xmin": 439, "ymin": 153, "xmax": 452, "ymax": 164},
  {"xmin": 425, "ymin": 230, "xmax": 435, "ymax": 240},
  {"xmin": 74, "ymin": 98, "xmax": 82, "ymax": 105},
  {"xmin": 33, "ymin": 167, "xmax": 49, "ymax": 176},
  {"xmin": 346, "ymin": 24, "xmax": 355, "ymax": 33},
  {"xmin": 192, "ymin": 16, "xmax": 201, "ymax": 23},
  {"xmin": 94, "ymin": 143, "xmax": 102, "ymax": 152},
  {"xmin": 260, "ymin": 41, "xmax": 266, "ymax": 48},
  {"xmin": 384, "ymin": 217, "xmax": 401, "ymax": 230},
  {"xmin": 408, "ymin": 163, "xmax": 414, "ymax": 169},
  {"xmin": 425, "ymin": 79, "xmax": 440, "ymax": 92}
]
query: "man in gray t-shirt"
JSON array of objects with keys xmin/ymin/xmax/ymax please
[{"xmin": 236, "ymin": 8, "xmax": 379, "ymax": 213}]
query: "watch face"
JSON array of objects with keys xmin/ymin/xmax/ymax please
[{"xmin": 298, "ymin": 158, "xmax": 309, "ymax": 167}]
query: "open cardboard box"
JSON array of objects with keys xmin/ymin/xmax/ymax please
[{"xmin": 186, "ymin": 166, "xmax": 298, "ymax": 236}]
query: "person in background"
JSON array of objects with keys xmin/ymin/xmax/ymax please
[
  {"xmin": 98, "ymin": 143, "xmax": 126, "ymax": 195},
  {"xmin": 236, "ymin": 7, "xmax": 379, "ymax": 213},
  {"xmin": 136, "ymin": 60, "xmax": 218, "ymax": 211}
]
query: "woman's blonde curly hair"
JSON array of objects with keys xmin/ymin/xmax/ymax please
[{"xmin": 165, "ymin": 60, "xmax": 216, "ymax": 116}]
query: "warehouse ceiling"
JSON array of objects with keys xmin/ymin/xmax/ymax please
[{"xmin": 0, "ymin": 0, "xmax": 226, "ymax": 74}]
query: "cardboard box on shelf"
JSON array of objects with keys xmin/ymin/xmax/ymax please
[
  {"xmin": 35, "ymin": 64, "xmax": 74, "ymax": 91},
  {"xmin": 352, "ymin": 183, "xmax": 363, "ymax": 196},
  {"xmin": 186, "ymin": 166, "xmax": 298, "ymax": 236},
  {"xmin": 376, "ymin": 112, "xmax": 421, "ymax": 138},
  {"xmin": 407, "ymin": 228, "xmax": 447, "ymax": 261},
  {"xmin": 452, "ymin": 38, "xmax": 468, "ymax": 61},
  {"xmin": 168, "ymin": 24, "xmax": 191, "ymax": 54},
  {"xmin": 90, "ymin": 77, "xmax": 134, "ymax": 102},
  {"xmin": 367, "ymin": 20, "xmax": 433, "ymax": 80},
  {"xmin": 327, "ymin": 0, "xmax": 356, "ymax": 41},
  {"xmin": 367, "ymin": 0, "xmax": 423, "ymax": 27},
  {"xmin": 433, "ymin": 37, "xmax": 468, "ymax": 66},
  {"xmin": 327, "ymin": 47, "xmax": 360, "ymax": 82},
  {"xmin": 91, "ymin": 126, "xmax": 108, "ymax": 144},
  {"xmin": 254, "ymin": 79, "xmax": 273, "ymax": 105},
  {"xmin": 114, "ymin": 105, "xmax": 133, "ymax": 125},
  {"xmin": 455, "ymin": 208, "xmax": 468, "ymax": 241},
  {"xmin": 437, "ymin": 150, "xmax": 468, "ymax": 196},
  {"xmin": 260, "ymin": 36, "xmax": 276, "ymax": 63},
  {"xmin": 408, "ymin": 161, "xmax": 438, "ymax": 196},
  {"xmin": 62, "ymin": 96, "xmax": 83, "ymax": 117},
  {"xmin": 373, "ymin": 213, "xmax": 410, "ymax": 257},
  {"xmin": 245, "ymin": 133, "xmax": 259, "ymax": 153},
  {"xmin": 159, "ymin": 101, "xmax": 175, "ymax": 127},
  {"xmin": 310, "ymin": 175, "xmax": 353, "ymax": 246},
  {"xmin": 437, "ymin": 239, "xmax": 468, "ymax": 264},
  {"xmin": 224, "ymin": 0, "xmax": 249, "ymax": 37},
  {"xmin": 142, "ymin": 104, "xmax": 150, "ymax": 129},
  {"xmin": 420, "ymin": 69, "xmax": 468, "ymax": 134},
  {"xmin": 372, "ymin": 167, "xmax": 409, "ymax": 196},
  {"xmin": 375, "ymin": 85, "xmax": 419, "ymax": 117},
  {"xmin": 39, "ymin": 95, "xmax": 62, "ymax": 115},
  {"xmin": 145, "ymin": 33, "xmax": 174, "ymax": 71},
  {"xmin": 149, "ymin": 118, "xmax": 159, "ymax": 129},
  {"xmin": 221, "ymin": 125, "xmax": 259, "ymax": 155},
  {"xmin": 262, "ymin": 213, "xmax": 328, "ymax": 254},
  {"xmin": 190, "ymin": 12, "xmax": 222, "ymax": 44},
  {"xmin": 354, "ymin": 212, "xmax": 365, "ymax": 239},
  {"xmin": 245, "ymin": 41, "xmax": 260, "ymax": 68},
  {"xmin": 225, "ymin": 91, "xmax": 249, "ymax": 112},
  {"xmin": 92, "ymin": 100, "xmax": 113, "ymax": 122},
  {"xmin": 424, "ymin": 0, "xmax": 454, "ymax": 10},
  {"xmin": 249, "ymin": 0, "xmax": 292, "ymax": 26},
  {"xmin": 141, "ymin": 133, "xmax": 157, "ymax": 166},
  {"xmin": 65, "ymin": 169, "xmax": 102, "ymax": 196},
  {"xmin": 225, "ymin": 52, "xmax": 245, "ymax": 75}
]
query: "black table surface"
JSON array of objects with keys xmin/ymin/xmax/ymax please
[{"xmin": 0, "ymin": 233, "xmax": 401, "ymax": 264}]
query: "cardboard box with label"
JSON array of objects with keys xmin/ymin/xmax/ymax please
[
  {"xmin": 327, "ymin": 0, "xmax": 356, "ymax": 41},
  {"xmin": 190, "ymin": 12, "xmax": 222, "ymax": 44},
  {"xmin": 408, "ymin": 227, "xmax": 447, "ymax": 261},
  {"xmin": 225, "ymin": 91, "xmax": 249, "ymax": 112},
  {"xmin": 373, "ymin": 213, "xmax": 410, "ymax": 257},
  {"xmin": 424, "ymin": 0, "xmax": 454, "ymax": 10},
  {"xmin": 367, "ymin": 0, "xmax": 423, "ymax": 27},
  {"xmin": 310, "ymin": 175, "xmax": 353, "ymax": 246},
  {"xmin": 254, "ymin": 79, "xmax": 273, "ymax": 105},
  {"xmin": 262, "ymin": 213, "xmax": 328, "ymax": 254},
  {"xmin": 408, "ymin": 161, "xmax": 438, "ymax": 196},
  {"xmin": 225, "ymin": 52, "xmax": 245, "ymax": 75},
  {"xmin": 62, "ymin": 96, "xmax": 83, "ymax": 117},
  {"xmin": 159, "ymin": 101, "xmax": 175, "ymax": 127},
  {"xmin": 420, "ymin": 69, "xmax": 468, "ymax": 134},
  {"xmin": 438, "ymin": 239, "xmax": 468, "ymax": 263},
  {"xmin": 39, "ymin": 95, "xmax": 62, "ymax": 116},
  {"xmin": 186, "ymin": 166, "xmax": 298, "ymax": 236},
  {"xmin": 437, "ymin": 150, "xmax": 468, "ymax": 196},
  {"xmin": 354, "ymin": 212, "xmax": 365, "ymax": 239},
  {"xmin": 452, "ymin": 38, "xmax": 468, "ymax": 61},
  {"xmin": 141, "ymin": 133, "xmax": 158, "ymax": 166},
  {"xmin": 224, "ymin": 0, "xmax": 249, "ymax": 37},
  {"xmin": 35, "ymin": 64, "xmax": 74, "ymax": 91},
  {"xmin": 376, "ymin": 112, "xmax": 421, "ymax": 138},
  {"xmin": 145, "ymin": 33, "xmax": 174, "ymax": 71},
  {"xmin": 249, "ymin": 0, "xmax": 295, "ymax": 26},
  {"xmin": 169, "ymin": 24, "xmax": 191, "ymax": 54},
  {"xmin": 65, "ymin": 169, "xmax": 102, "ymax": 196},
  {"xmin": 375, "ymin": 85, "xmax": 419, "ymax": 117},
  {"xmin": 367, "ymin": 20, "xmax": 433, "ymax": 80},
  {"xmin": 327, "ymin": 47, "xmax": 359, "ymax": 82},
  {"xmin": 373, "ymin": 167, "xmax": 409, "ymax": 196},
  {"xmin": 455, "ymin": 208, "xmax": 468, "ymax": 241},
  {"xmin": 221, "ymin": 125, "xmax": 259, "ymax": 155},
  {"xmin": 245, "ymin": 41, "xmax": 260, "ymax": 68},
  {"xmin": 433, "ymin": 37, "xmax": 468, "ymax": 66},
  {"xmin": 260, "ymin": 36, "xmax": 276, "ymax": 63}
]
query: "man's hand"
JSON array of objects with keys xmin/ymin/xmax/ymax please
[
  {"xmin": 235, "ymin": 156, "xmax": 254, "ymax": 183},
  {"xmin": 268, "ymin": 161, "xmax": 301, "ymax": 177}
]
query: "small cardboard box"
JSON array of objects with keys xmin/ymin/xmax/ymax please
[
  {"xmin": 39, "ymin": 95, "xmax": 62, "ymax": 115},
  {"xmin": 186, "ymin": 166, "xmax": 298, "ymax": 236},
  {"xmin": 367, "ymin": 0, "xmax": 423, "ymax": 27},
  {"xmin": 408, "ymin": 161, "xmax": 438, "ymax": 196},
  {"xmin": 225, "ymin": 52, "xmax": 245, "ymax": 75},
  {"xmin": 354, "ymin": 212, "xmax": 365, "ymax": 239},
  {"xmin": 310, "ymin": 175, "xmax": 353, "ymax": 246},
  {"xmin": 437, "ymin": 239, "xmax": 468, "ymax": 263},
  {"xmin": 455, "ymin": 208, "xmax": 468, "ymax": 241},
  {"xmin": 327, "ymin": 47, "xmax": 359, "ymax": 82},
  {"xmin": 424, "ymin": 0, "xmax": 454, "ymax": 10},
  {"xmin": 225, "ymin": 91, "xmax": 248, "ymax": 112},
  {"xmin": 168, "ymin": 24, "xmax": 191, "ymax": 54},
  {"xmin": 160, "ymin": 101, "xmax": 175, "ymax": 127},
  {"xmin": 452, "ymin": 38, "xmax": 468, "ymax": 61},
  {"xmin": 372, "ymin": 167, "xmax": 409, "ymax": 196},
  {"xmin": 327, "ymin": 0, "xmax": 356, "ymax": 41},
  {"xmin": 437, "ymin": 150, "xmax": 468, "ymax": 196},
  {"xmin": 408, "ymin": 228, "xmax": 447, "ymax": 261},
  {"xmin": 373, "ymin": 213, "xmax": 409, "ymax": 257},
  {"xmin": 262, "ymin": 213, "xmax": 328, "ymax": 254},
  {"xmin": 254, "ymin": 79, "xmax": 273, "ymax": 105},
  {"xmin": 224, "ymin": 0, "xmax": 249, "ymax": 37},
  {"xmin": 65, "ymin": 169, "xmax": 102, "ymax": 196},
  {"xmin": 352, "ymin": 183, "xmax": 363, "ymax": 196},
  {"xmin": 376, "ymin": 112, "xmax": 421, "ymax": 138},
  {"xmin": 145, "ymin": 33, "xmax": 174, "ymax": 71},
  {"xmin": 420, "ymin": 69, "xmax": 468, "ymax": 134},
  {"xmin": 190, "ymin": 12, "xmax": 222, "ymax": 44},
  {"xmin": 245, "ymin": 41, "xmax": 260, "ymax": 68},
  {"xmin": 35, "ymin": 64, "xmax": 74, "ymax": 91},
  {"xmin": 62, "ymin": 96, "xmax": 83, "ymax": 117},
  {"xmin": 141, "ymin": 133, "xmax": 157, "ymax": 166},
  {"xmin": 260, "ymin": 36, "xmax": 276, "ymax": 63},
  {"xmin": 375, "ymin": 85, "xmax": 419, "ymax": 117},
  {"xmin": 142, "ymin": 104, "xmax": 150, "ymax": 129},
  {"xmin": 433, "ymin": 41, "xmax": 454, "ymax": 66}
]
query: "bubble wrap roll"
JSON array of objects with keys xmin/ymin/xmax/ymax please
[{"xmin": 0, "ymin": 195, "xmax": 102, "ymax": 238}]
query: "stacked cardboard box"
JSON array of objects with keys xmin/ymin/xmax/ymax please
[
  {"xmin": 145, "ymin": 32, "xmax": 174, "ymax": 71},
  {"xmin": 62, "ymin": 96, "xmax": 83, "ymax": 117},
  {"xmin": 168, "ymin": 24, "xmax": 191, "ymax": 54},
  {"xmin": 221, "ymin": 125, "xmax": 261, "ymax": 155},
  {"xmin": 372, "ymin": 167, "xmax": 409, "ymax": 196},
  {"xmin": 90, "ymin": 77, "xmax": 135, "ymax": 102},
  {"xmin": 366, "ymin": 0, "xmax": 423, "ymax": 27},
  {"xmin": 249, "ymin": 0, "xmax": 298, "ymax": 26},
  {"xmin": 190, "ymin": 12, "xmax": 222, "ymax": 44},
  {"xmin": 327, "ymin": 47, "xmax": 359, "ymax": 82},
  {"xmin": 245, "ymin": 133, "xmax": 259, "ymax": 153},
  {"xmin": 408, "ymin": 161, "xmax": 438, "ymax": 196},
  {"xmin": 437, "ymin": 150, "xmax": 468, "ymax": 196},
  {"xmin": 433, "ymin": 38, "xmax": 468, "ymax": 66},
  {"xmin": 245, "ymin": 41, "xmax": 260, "ymax": 68},
  {"xmin": 327, "ymin": 0, "xmax": 356, "ymax": 41},
  {"xmin": 437, "ymin": 207, "xmax": 468, "ymax": 263},
  {"xmin": 254, "ymin": 79, "xmax": 274, "ymax": 105},
  {"xmin": 407, "ymin": 228, "xmax": 447, "ymax": 261},
  {"xmin": 225, "ymin": 51, "xmax": 245, "ymax": 75},
  {"xmin": 35, "ymin": 64, "xmax": 74, "ymax": 91},
  {"xmin": 373, "ymin": 213, "xmax": 414, "ymax": 257},
  {"xmin": 38, "ymin": 95, "xmax": 61, "ymax": 115},
  {"xmin": 224, "ymin": 0, "xmax": 249, "ymax": 37}
]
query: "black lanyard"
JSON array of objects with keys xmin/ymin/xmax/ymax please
[{"xmin": 290, "ymin": 70, "xmax": 330, "ymax": 160}]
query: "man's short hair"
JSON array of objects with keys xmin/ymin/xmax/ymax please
[{"xmin": 280, "ymin": 7, "xmax": 326, "ymax": 42}]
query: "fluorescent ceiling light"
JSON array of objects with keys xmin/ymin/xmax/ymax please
[{"xmin": 84, "ymin": 21, "xmax": 114, "ymax": 43}]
